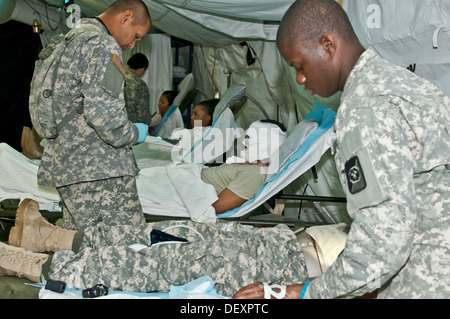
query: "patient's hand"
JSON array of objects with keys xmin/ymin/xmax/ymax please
[{"xmin": 232, "ymin": 282, "xmax": 304, "ymax": 299}]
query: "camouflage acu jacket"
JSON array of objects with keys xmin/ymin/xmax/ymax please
[
  {"xmin": 309, "ymin": 47, "xmax": 450, "ymax": 299},
  {"xmin": 124, "ymin": 68, "xmax": 151, "ymax": 123},
  {"xmin": 38, "ymin": 18, "xmax": 139, "ymax": 187}
]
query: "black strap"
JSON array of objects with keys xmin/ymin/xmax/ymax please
[
  {"xmin": 56, "ymin": 105, "xmax": 84, "ymax": 132},
  {"xmin": 93, "ymin": 16, "xmax": 111, "ymax": 35}
]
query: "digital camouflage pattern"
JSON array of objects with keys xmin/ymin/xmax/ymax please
[
  {"xmin": 48, "ymin": 220, "xmax": 308, "ymax": 297},
  {"xmin": 124, "ymin": 68, "xmax": 152, "ymax": 123},
  {"xmin": 37, "ymin": 18, "xmax": 139, "ymax": 188},
  {"xmin": 57, "ymin": 176, "xmax": 145, "ymax": 233},
  {"xmin": 308, "ymin": 48, "xmax": 450, "ymax": 299}
]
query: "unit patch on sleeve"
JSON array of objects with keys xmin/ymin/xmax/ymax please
[
  {"xmin": 112, "ymin": 54, "xmax": 125, "ymax": 75},
  {"xmin": 345, "ymin": 156, "xmax": 367, "ymax": 194},
  {"xmin": 102, "ymin": 53, "xmax": 125, "ymax": 96}
]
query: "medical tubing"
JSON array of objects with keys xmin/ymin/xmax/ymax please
[
  {"xmin": 300, "ymin": 282, "xmax": 310, "ymax": 299},
  {"xmin": 151, "ymin": 241, "xmax": 187, "ymax": 247}
]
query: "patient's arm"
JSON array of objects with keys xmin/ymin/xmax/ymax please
[{"xmin": 212, "ymin": 188, "xmax": 246, "ymax": 214}]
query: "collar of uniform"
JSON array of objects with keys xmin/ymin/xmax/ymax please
[
  {"xmin": 342, "ymin": 47, "xmax": 378, "ymax": 95},
  {"xmin": 126, "ymin": 67, "xmax": 141, "ymax": 81},
  {"xmin": 76, "ymin": 18, "xmax": 109, "ymax": 36},
  {"xmin": 93, "ymin": 16, "xmax": 111, "ymax": 35}
]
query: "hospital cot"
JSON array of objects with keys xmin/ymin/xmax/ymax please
[
  {"xmin": 222, "ymin": 103, "xmax": 345, "ymax": 224},
  {"xmin": 177, "ymin": 83, "xmax": 246, "ymax": 164}
]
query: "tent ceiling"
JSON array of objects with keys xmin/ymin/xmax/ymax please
[
  {"xmin": 71, "ymin": 0, "xmax": 294, "ymax": 22},
  {"xmin": 66, "ymin": 0, "xmax": 296, "ymax": 46},
  {"xmin": 11, "ymin": 0, "xmax": 448, "ymax": 97}
]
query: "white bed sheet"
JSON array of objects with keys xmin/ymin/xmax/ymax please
[
  {"xmin": 0, "ymin": 143, "xmax": 60, "ymax": 212},
  {"xmin": 137, "ymin": 163, "xmax": 218, "ymax": 223}
]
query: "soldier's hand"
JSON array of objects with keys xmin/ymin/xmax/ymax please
[{"xmin": 134, "ymin": 123, "xmax": 148, "ymax": 144}]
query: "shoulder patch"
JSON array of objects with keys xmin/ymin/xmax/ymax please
[
  {"xmin": 102, "ymin": 54, "xmax": 125, "ymax": 97},
  {"xmin": 345, "ymin": 156, "xmax": 367, "ymax": 194},
  {"xmin": 112, "ymin": 54, "xmax": 125, "ymax": 75}
]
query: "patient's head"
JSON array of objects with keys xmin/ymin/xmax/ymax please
[
  {"xmin": 190, "ymin": 99, "xmax": 220, "ymax": 128},
  {"xmin": 158, "ymin": 90, "xmax": 178, "ymax": 115},
  {"xmin": 240, "ymin": 119, "xmax": 287, "ymax": 164}
]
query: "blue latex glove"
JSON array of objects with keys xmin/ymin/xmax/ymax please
[{"xmin": 134, "ymin": 123, "xmax": 149, "ymax": 144}]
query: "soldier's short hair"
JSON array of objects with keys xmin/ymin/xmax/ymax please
[
  {"xmin": 127, "ymin": 53, "xmax": 149, "ymax": 69},
  {"xmin": 277, "ymin": 0, "xmax": 357, "ymax": 51},
  {"xmin": 106, "ymin": 0, "xmax": 151, "ymax": 26}
]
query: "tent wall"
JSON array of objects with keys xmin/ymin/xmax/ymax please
[{"xmin": 343, "ymin": 0, "xmax": 450, "ymax": 97}]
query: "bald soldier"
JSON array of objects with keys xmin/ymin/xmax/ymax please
[
  {"xmin": 37, "ymin": 0, "xmax": 151, "ymax": 234},
  {"xmin": 235, "ymin": 0, "xmax": 450, "ymax": 299}
]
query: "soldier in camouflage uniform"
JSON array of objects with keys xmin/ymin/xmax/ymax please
[
  {"xmin": 237, "ymin": 0, "xmax": 450, "ymax": 299},
  {"xmin": 37, "ymin": 0, "xmax": 151, "ymax": 233},
  {"xmin": 124, "ymin": 53, "xmax": 152, "ymax": 123}
]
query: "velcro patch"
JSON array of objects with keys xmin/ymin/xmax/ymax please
[
  {"xmin": 102, "ymin": 55, "xmax": 125, "ymax": 97},
  {"xmin": 112, "ymin": 54, "xmax": 125, "ymax": 75},
  {"xmin": 345, "ymin": 156, "xmax": 367, "ymax": 194}
]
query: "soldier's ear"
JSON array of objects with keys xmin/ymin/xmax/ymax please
[
  {"xmin": 320, "ymin": 33, "xmax": 337, "ymax": 61},
  {"xmin": 121, "ymin": 10, "xmax": 134, "ymax": 25}
]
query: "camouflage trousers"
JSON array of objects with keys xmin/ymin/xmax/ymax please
[
  {"xmin": 56, "ymin": 176, "xmax": 145, "ymax": 234},
  {"xmin": 48, "ymin": 220, "xmax": 308, "ymax": 297}
]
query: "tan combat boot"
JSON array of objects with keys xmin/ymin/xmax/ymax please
[
  {"xmin": 9, "ymin": 198, "xmax": 77, "ymax": 253},
  {"xmin": 0, "ymin": 242, "xmax": 48, "ymax": 282},
  {"xmin": 21, "ymin": 126, "xmax": 44, "ymax": 159}
]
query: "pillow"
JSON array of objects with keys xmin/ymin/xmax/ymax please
[
  {"xmin": 173, "ymin": 73, "xmax": 194, "ymax": 106},
  {"xmin": 268, "ymin": 119, "xmax": 318, "ymax": 174}
]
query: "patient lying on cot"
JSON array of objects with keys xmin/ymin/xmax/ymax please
[
  {"xmin": 190, "ymin": 99, "xmax": 220, "ymax": 128},
  {"xmin": 2, "ymin": 198, "xmax": 348, "ymax": 298},
  {"xmin": 137, "ymin": 119, "xmax": 287, "ymax": 221},
  {"xmin": 202, "ymin": 119, "xmax": 287, "ymax": 214}
]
